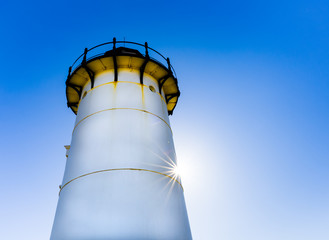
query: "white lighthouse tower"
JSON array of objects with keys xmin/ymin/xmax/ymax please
[{"xmin": 51, "ymin": 38, "xmax": 192, "ymax": 240}]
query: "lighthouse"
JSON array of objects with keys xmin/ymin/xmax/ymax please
[{"xmin": 51, "ymin": 38, "xmax": 192, "ymax": 239}]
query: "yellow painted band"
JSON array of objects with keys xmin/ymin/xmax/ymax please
[
  {"xmin": 84, "ymin": 81, "xmax": 166, "ymax": 103},
  {"xmin": 59, "ymin": 168, "xmax": 183, "ymax": 195},
  {"xmin": 72, "ymin": 107, "xmax": 172, "ymax": 134}
]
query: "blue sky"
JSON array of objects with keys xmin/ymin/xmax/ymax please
[{"xmin": 1, "ymin": 1, "xmax": 328, "ymax": 239}]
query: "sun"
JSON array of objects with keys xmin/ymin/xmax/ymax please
[{"xmin": 172, "ymin": 165, "xmax": 181, "ymax": 178}]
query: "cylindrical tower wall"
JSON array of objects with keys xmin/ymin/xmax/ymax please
[{"xmin": 51, "ymin": 68, "xmax": 192, "ymax": 239}]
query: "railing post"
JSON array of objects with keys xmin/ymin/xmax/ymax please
[
  {"xmin": 140, "ymin": 42, "xmax": 150, "ymax": 85},
  {"xmin": 145, "ymin": 42, "xmax": 149, "ymax": 58},
  {"xmin": 113, "ymin": 37, "xmax": 116, "ymax": 50},
  {"xmin": 167, "ymin": 58, "xmax": 172, "ymax": 74},
  {"xmin": 68, "ymin": 66, "xmax": 72, "ymax": 78},
  {"xmin": 113, "ymin": 37, "xmax": 118, "ymax": 82},
  {"xmin": 83, "ymin": 48, "xmax": 88, "ymax": 63}
]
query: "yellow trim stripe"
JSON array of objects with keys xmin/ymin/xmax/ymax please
[
  {"xmin": 72, "ymin": 107, "xmax": 172, "ymax": 134},
  {"xmin": 84, "ymin": 81, "xmax": 166, "ymax": 103},
  {"xmin": 59, "ymin": 168, "xmax": 183, "ymax": 195}
]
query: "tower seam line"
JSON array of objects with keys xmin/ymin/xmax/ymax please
[
  {"xmin": 59, "ymin": 168, "xmax": 183, "ymax": 195},
  {"xmin": 72, "ymin": 108, "xmax": 172, "ymax": 134}
]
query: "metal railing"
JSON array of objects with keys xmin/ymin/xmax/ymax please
[{"xmin": 68, "ymin": 38, "xmax": 177, "ymax": 78}]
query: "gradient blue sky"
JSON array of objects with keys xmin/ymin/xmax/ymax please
[{"xmin": 1, "ymin": 1, "xmax": 328, "ymax": 239}]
